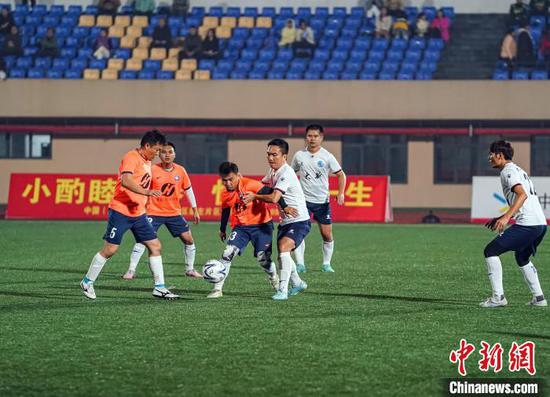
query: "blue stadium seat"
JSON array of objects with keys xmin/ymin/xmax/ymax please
[
  {"xmin": 78, "ymin": 48, "xmax": 93, "ymax": 59},
  {"xmin": 84, "ymin": 5, "xmax": 98, "ymax": 15},
  {"xmin": 65, "ymin": 69, "xmax": 82, "ymax": 79},
  {"xmin": 64, "ymin": 36, "xmax": 80, "ymax": 48},
  {"xmin": 36, "ymin": 25, "xmax": 51, "ymax": 37},
  {"xmin": 251, "ymin": 28, "xmax": 269, "ymax": 39},
  {"xmin": 341, "ymin": 71, "xmax": 357, "ymax": 80},
  {"xmin": 387, "ymin": 49, "xmax": 404, "ymax": 61},
  {"xmin": 246, "ymin": 38, "xmax": 263, "ymax": 50},
  {"xmin": 345, "ymin": 61, "xmax": 362, "ymax": 73},
  {"xmin": 119, "ymin": 70, "xmax": 136, "ymax": 80},
  {"xmin": 277, "ymin": 48, "xmax": 293, "ymax": 61},
  {"xmin": 531, "ymin": 70, "xmax": 548, "ymax": 80},
  {"xmin": 381, "ymin": 61, "xmax": 400, "ymax": 72},
  {"xmin": 47, "ymin": 70, "xmax": 63, "ymax": 79},
  {"xmin": 512, "ymin": 71, "xmax": 529, "ymax": 80},
  {"xmin": 261, "ymin": 7, "xmax": 276, "ymax": 17},
  {"xmin": 397, "ymin": 71, "xmax": 414, "ymax": 80},
  {"xmin": 227, "ymin": 38, "xmax": 245, "ymax": 51},
  {"xmin": 368, "ymin": 50, "xmax": 385, "ymax": 62},
  {"xmin": 349, "ymin": 50, "xmax": 367, "ymax": 62},
  {"xmin": 143, "ymin": 60, "xmax": 161, "ymax": 71},
  {"xmin": 335, "ymin": 38, "xmax": 353, "ymax": 50},
  {"xmin": 241, "ymin": 49, "xmax": 258, "ymax": 61},
  {"xmin": 60, "ymin": 48, "xmax": 76, "ymax": 58},
  {"xmin": 168, "ymin": 16, "xmax": 182, "ymax": 29},
  {"xmin": 315, "ymin": 7, "xmax": 329, "ymax": 18},
  {"xmin": 404, "ymin": 49, "xmax": 422, "ymax": 62},
  {"xmin": 31, "ymin": 4, "xmax": 47, "ymax": 15},
  {"xmin": 289, "ymin": 59, "xmax": 308, "ymax": 72},
  {"xmin": 400, "ymin": 62, "xmax": 418, "ymax": 73},
  {"xmin": 212, "ymin": 70, "xmax": 229, "ymax": 80},
  {"xmin": 419, "ymin": 60, "xmax": 437, "ymax": 72},
  {"xmin": 322, "ymin": 71, "xmax": 339, "ymax": 80},
  {"xmin": 259, "ymin": 49, "xmax": 276, "ymax": 61},
  {"xmin": 416, "ymin": 71, "xmax": 433, "ymax": 80},
  {"xmin": 226, "ymin": 7, "xmax": 241, "ymax": 18},
  {"xmin": 223, "ymin": 48, "xmax": 240, "ymax": 60},
  {"xmin": 190, "ymin": 6, "xmax": 205, "ymax": 16},
  {"xmin": 364, "ymin": 61, "xmax": 381, "ymax": 73},
  {"xmin": 89, "ymin": 59, "xmax": 107, "ymax": 70},
  {"xmin": 427, "ymin": 38, "xmax": 445, "ymax": 50},
  {"xmin": 267, "ymin": 71, "xmax": 285, "ymax": 79},
  {"xmin": 28, "ymin": 68, "xmax": 45, "ymax": 79},
  {"xmin": 442, "ymin": 7, "xmax": 455, "ymax": 19},
  {"xmin": 332, "ymin": 7, "xmax": 347, "ymax": 17},
  {"xmin": 297, "ymin": 7, "xmax": 312, "ymax": 19},
  {"xmin": 72, "ymin": 27, "xmax": 89, "ymax": 39},
  {"xmin": 424, "ymin": 50, "xmax": 441, "ymax": 62},
  {"xmin": 9, "ymin": 68, "xmax": 26, "ymax": 78},
  {"xmin": 43, "ymin": 15, "xmax": 59, "ymax": 27},
  {"xmin": 372, "ymin": 38, "xmax": 389, "ymax": 51},
  {"xmin": 308, "ymin": 60, "xmax": 326, "ymax": 73},
  {"xmin": 253, "ymin": 61, "xmax": 271, "ymax": 72},
  {"xmin": 351, "ymin": 7, "xmax": 365, "ymax": 18},
  {"xmin": 286, "ymin": 71, "xmax": 303, "ymax": 80},
  {"xmin": 280, "ymin": 7, "xmax": 294, "ymax": 18},
  {"xmin": 198, "ymin": 59, "xmax": 216, "ymax": 70},
  {"xmin": 230, "ymin": 70, "xmax": 248, "ymax": 79},
  {"xmin": 52, "ymin": 57, "xmax": 70, "ymax": 70},
  {"xmin": 332, "ymin": 49, "xmax": 349, "ymax": 61},
  {"xmin": 341, "ymin": 27, "xmax": 359, "ymax": 39},
  {"xmin": 304, "ymin": 71, "xmax": 321, "ymax": 80},
  {"xmin": 355, "ymin": 36, "xmax": 372, "ymax": 50},
  {"xmin": 233, "ymin": 27, "xmax": 250, "ymax": 40},
  {"xmin": 244, "ymin": 7, "xmax": 258, "ymax": 17},
  {"xmin": 313, "ymin": 49, "xmax": 330, "ymax": 62},
  {"xmin": 24, "ymin": 47, "xmax": 39, "ymax": 57},
  {"xmin": 16, "ymin": 56, "xmax": 33, "ymax": 69},
  {"xmin": 61, "ymin": 15, "xmax": 78, "ymax": 27},
  {"xmin": 344, "ymin": 18, "xmax": 362, "ymax": 29},
  {"xmin": 318, "ymin": 37, "xmax": 335, "ymax": 50},
  {"xmin": 359, "ymin": 71, "xmax": 377, "ymax": 80},
  {"xmin": 186, "ymin": 16, "xmax": 202, "ymax": 28},
  {"xmin": 249, "ymin": 70, "xmax": 265, "ymax": 79},
  {"xmin": 114, "ymin": 49, "xmax": 131, "ymax": 60},
  {"xmin": 120, "ymin": 5, "xmax": 134, "ymax": 14},
  {"xmin": 310, "ymin": 16, "xmax": 326, "ymax": 29},
  {"xmin": 138, "ymin": 70, "xmax": 155, "ymax": 80},
  {"xmin": 326, "ymin": 60, "xmax": 344, "ymax": 72},
  {"xmin": 422, "ymin": 6, "xmax": 437, "ymax": 21},
  {"xmin": 379, "ymin": 71, "xmax": 396, "ymax": 80},
  {"xmin": 391, "ymin": 38, "xmax": 408, "ymax": 51},
  {"xmin": 25, "ymin": 15, "xmax": 41, "ymax": 26},
  {"xmin": 56, "ymin": 26, "xmax": 71, "ymax": 38},
  {"xmin": 209, "ymin": 6, "xmax": 223, "ymax": 17},
  {"xmin": 67, "ymin": 5, "xmax": 82, "ymax": 16},
  {"xmin": 34, "ymin": 57, "xmax": 51, "ymax": 69},
  {"xmin": 3, "ymin": 56, "xmax": 16, "ymax": 69},
  {"xmin": 323, "ymin": 28, "xmax": 340, "ymax": 39},
  {"xmin": 235, "ymin": 60, "xmax": 253, "ymax": 72},
  {"xmin": 216, "ymin": 60, "xmax": 233, "ymax": 73},
  {"xmin": 71, "ymin": 58, "xmax": 88, "ymax": 70},
  {"xmin": 409, "ymin": 38, "xmax": 426, "ymax": 50},
  {"xmin": 271, "ymin": 60, "xmax": 288, "ymax": 73},
  {"xmin": 157, "ymin": 71, "xmax": 174, "ymax": 80}
]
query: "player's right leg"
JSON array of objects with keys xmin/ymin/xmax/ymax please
[
  {"xmin": 252, "ymin": 222, "xmax": 279, "ymax": 290},
  {"xmin": 81, "ymin": 209, "xmax": 129, "ymax": 299},
  {"xmin": 514, "ymin": 225, "xmax": 547, "ymax": 307}
]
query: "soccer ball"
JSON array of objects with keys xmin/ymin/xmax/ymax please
[{"xmin": 202, "ymin": 260, "xmax": 227, "ymax": 284}]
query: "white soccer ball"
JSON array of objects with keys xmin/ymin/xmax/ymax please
[{"xmin": 202, "ymin": 260, "xmax": 227, "ymax": 284}]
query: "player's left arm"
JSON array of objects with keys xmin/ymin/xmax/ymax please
[
  {"xmin": 492, "ymin": 184, "xmax": 528, "ymax": 232},
  {"xmin": 183, "ymin": 186, "xmax": 200, "ymax": 224},
  {"xmin": 334, "ymin": 170, "xmax": 347, "ymax": 205}
]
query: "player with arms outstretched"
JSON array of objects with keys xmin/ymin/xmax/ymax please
[
  {"xmin": 245, "ymin": 139, "xmax": 311, "ymax": 301},
  {"xmin": 80, "ymin": 130, "xmax": 178, "ymax": 300},
  {"xmin": 481, "ymin": 140, "xmax": 547, "ymax": 308},
  {"xmin": 208, "ymin": 162, "xmax": 296, "ymax": 298},
  {"xmin": 122, "ymin": 142, "xmax": 202, "ymax": 280},
  {"xmin": 291, "ymin": 124, "xmax": 346, "ymax": 273}
]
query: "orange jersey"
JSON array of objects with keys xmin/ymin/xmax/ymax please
[
  {"xmin": 146, "ymin": 163, "xmax": 192, "ymax": 216},
  {"xmin": 109, "ymin": 149, "xmax": 152, "ymax": 217},
  {"xmin": 221, "ymin": 177, "xmax": 272, "ymax": 228}
]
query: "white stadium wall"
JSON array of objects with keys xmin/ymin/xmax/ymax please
[{"xmin": 3, "ymin": 0, "xmax": 510, "ymax": 14}]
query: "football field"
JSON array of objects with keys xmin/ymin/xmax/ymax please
[{"xmin": 1, "ymin": 221, "xmax": 548, "ymax": 397}]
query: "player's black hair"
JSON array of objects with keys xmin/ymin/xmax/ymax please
[
  {"xmin": 267, "ymin": 138, "xmax": 289, "ymax": 155},
  {"xmin": 305, "ymin": 124, "xmax": 325, "ymax": 135},
  {"xmin": 140, "ymin": 129, "xmax": 166, "ymax": 147},
  {"xmin": 489, "ymin": 140, "xmax": 514, "ymax": 160},
  {"xmin": 219, "ymin": 161, "xmax": 239, "ymax": 176},
  {"xmin": 164, "ymin": 142, "xmax": 176, "ymax": 150}
]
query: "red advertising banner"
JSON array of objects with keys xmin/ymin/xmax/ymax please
[{"xmin": 7, "ymin": 173, "xmax": 392, "ymax": 222}]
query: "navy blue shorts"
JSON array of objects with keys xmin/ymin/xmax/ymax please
[
  {"xmin": 227, "ymin": 221, "xmax": 274, "ymax": 257},
  {"xmin": 148, "ymin": 215, "xmax": 190, "ymax": 237},
  {"xmin": 103, "ymin": 209, "xmax": 157, "ymax": 245},
  {"xmin": 486, "ymin": 224, "xmax": 547, "ymax": 265},
  {"xmin": 306, "ymin": 201, "xmax": 332, "ymax": 225},
  {"xmin": 277, "ymin": 220, "xmax": 311, "ymax": 249}
]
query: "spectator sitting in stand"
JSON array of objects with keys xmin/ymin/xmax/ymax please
[
  {"xmin": 152, "ymin": 18, "xmax": 172, "ymax": 49},
  {"xmin": 385, "ymin": 0, "xmax": 403, "ymax": 17},
  {"xmin": 392, "ymin": 7, "xmax": 409, "ymax": 39},
  {"xmin": 134, "ymin": 0, "xmax": 155, "ymax": 16},
  {"xmin": 37, "ymin": 27, "xmax": 58, "ymax": 57},
  {"xmin": 530, "ymin": 0, "xmax": 549, "ymax": 16},
  {"xmin": 0, "ymin": 56, "xmax": 6, "ymax": 80},
  {"xmin": 375, "ymin": 7, "xmax": 392, "ymax": 39},
  {"xmin": 178, "ymin": 26, "xmax": 202, "ymax": 60},
  {"xmin": 1, "ymin": 25, "xmax": 22, "ymax": 56},
  {"xmin": 539, "ymin": 28, "xmax": 550, "ymax": 68},
  {"xmin": 98, "ymin": 0, "xmax": 121, "ymax": 16},
  {"xmin": 0, "ymin": 8, "xmax": 14, "ymax": 36},
  {"xmin": 500, "ymin": 28, "xmax": 517, "ymax": 72},
  {"xmin": 278, "ymin": 19, "xmax": 296, "ymax": 48},
  {"xmin": 294, "ymin": 19, "xmax": 315, "ymax": 58},
  {"xmin": 201, "ymin": 28, "xmax": 219, "ymax": 60},
  {"xmin": 516, "ymin": 20, "xmax": 536, "ymax": 68},
  {"xmin": 509, "ymin": 0, "xmax": 529, "ymax": 26},
  {"xmin": 365, "ymin": 2, "xmax": 380, "ymax": 20},
  {"xmin": 430, "ymin": 9, "xmax": 451, "ymax": 43},
  {"xmin": 415, "ymin": 12, "xmax": 430, "ymax": 37},
  {"xmin": 94, "ymin": 28, "xmax": 111, "ymax": 59}
]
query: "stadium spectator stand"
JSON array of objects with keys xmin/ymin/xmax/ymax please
[{"xmin": 0, "ymin": 4, "xmax": 453, "ymax": 80}]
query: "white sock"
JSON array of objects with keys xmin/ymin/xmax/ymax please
[
  {"xmin": 149, "ymin": 255, "xmax": 165, "ymax": 288},
  {"xmin": 486, "ymin": 256, "xmax": 504, "ymax": 299},
  {"xmin": 520, "ymin": 262, "xmax": 544, "ymax": 298},
  {"xmin": 278, "ymin": 252, "xmax": 296, "ymax": 294},
  {"xmin": 84, "ymin": 253, "xmax": 108, "ymax": 283},
  {"xmin": 266, "ymin": 261, "xmax": 277, "ymax": 277},
  {"xmin": 322, "ymin": 240, "xmax": 334, "ymax": 265},
  {"xmin": 294, "ymin": 241, "xmax": 305, "ymax": 265},
  {"xmin": 184, "ymin": 243, "xmax": 196, "ymax": 271},
  {"xmin": 214, "ymin": 260, "xmax": 231, "ymax": 291},
  {"xmin": 128, "ymin": 243, "xmax": 146, "ymax": 272},
  {"xmin": 290, "ymin": 261, "xmax": 302, "ymax": 287}
]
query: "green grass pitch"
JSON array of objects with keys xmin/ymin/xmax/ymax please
[{"xmin": 0, "ymin": 221, "xmax": 548, "ymax": 397}]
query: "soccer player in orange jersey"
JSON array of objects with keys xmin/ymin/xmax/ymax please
[
  {"xmin": 80, "ymin": 130, "xmax": 178, "ymax": 300},
  {"xmin": 206, "ymin": 162, "xmax": 297, "ymax": 298},
  {"xmin": 122, "ymin": 142, "xmax": 202, "ymax": 279}
]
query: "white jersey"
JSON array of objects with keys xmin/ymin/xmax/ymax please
[
  {"xmin": 262, "ymin": 163, "xmax": 310, "ymax": 226},
  {"xmin": 500, "ymin": 162, "xmax": 546, "ymax": 226},
  {"xmin": 290, "ymin": 147, "xmax": 342, "ymax": 204}
]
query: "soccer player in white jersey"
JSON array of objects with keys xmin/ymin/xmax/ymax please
[
  {"xmin": 244, "ymin": 138, "xmax": 311, "ymax": 301},
  {"xmin": 290, "ymin": 124, "xmax": 347, "ymax": 273},
  {"xmin": 481, "ymin": 140, "xmax": 547, "ymax": 308}
]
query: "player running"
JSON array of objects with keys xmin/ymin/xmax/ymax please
[
  {"xmin": 481, "ymin": 140, "xmax": 547, "ymax": 308},
  {"xmin": 244, "ymin": 138, "xmax": 311, "ymax": 301},
  {"xmin": 80, "ymin": 130, "xmax": 178, "ymax": 300},
  {"xmin": 122, "ymin": 142, "xmax": 202, "ymax": 280},
  {"xmin": 290, "ymin": 124, "xmax": 346, "ymax": 273},
  {"xmin": 207, "ymin": 162, "xmax": 297, "ymax": 298}
]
